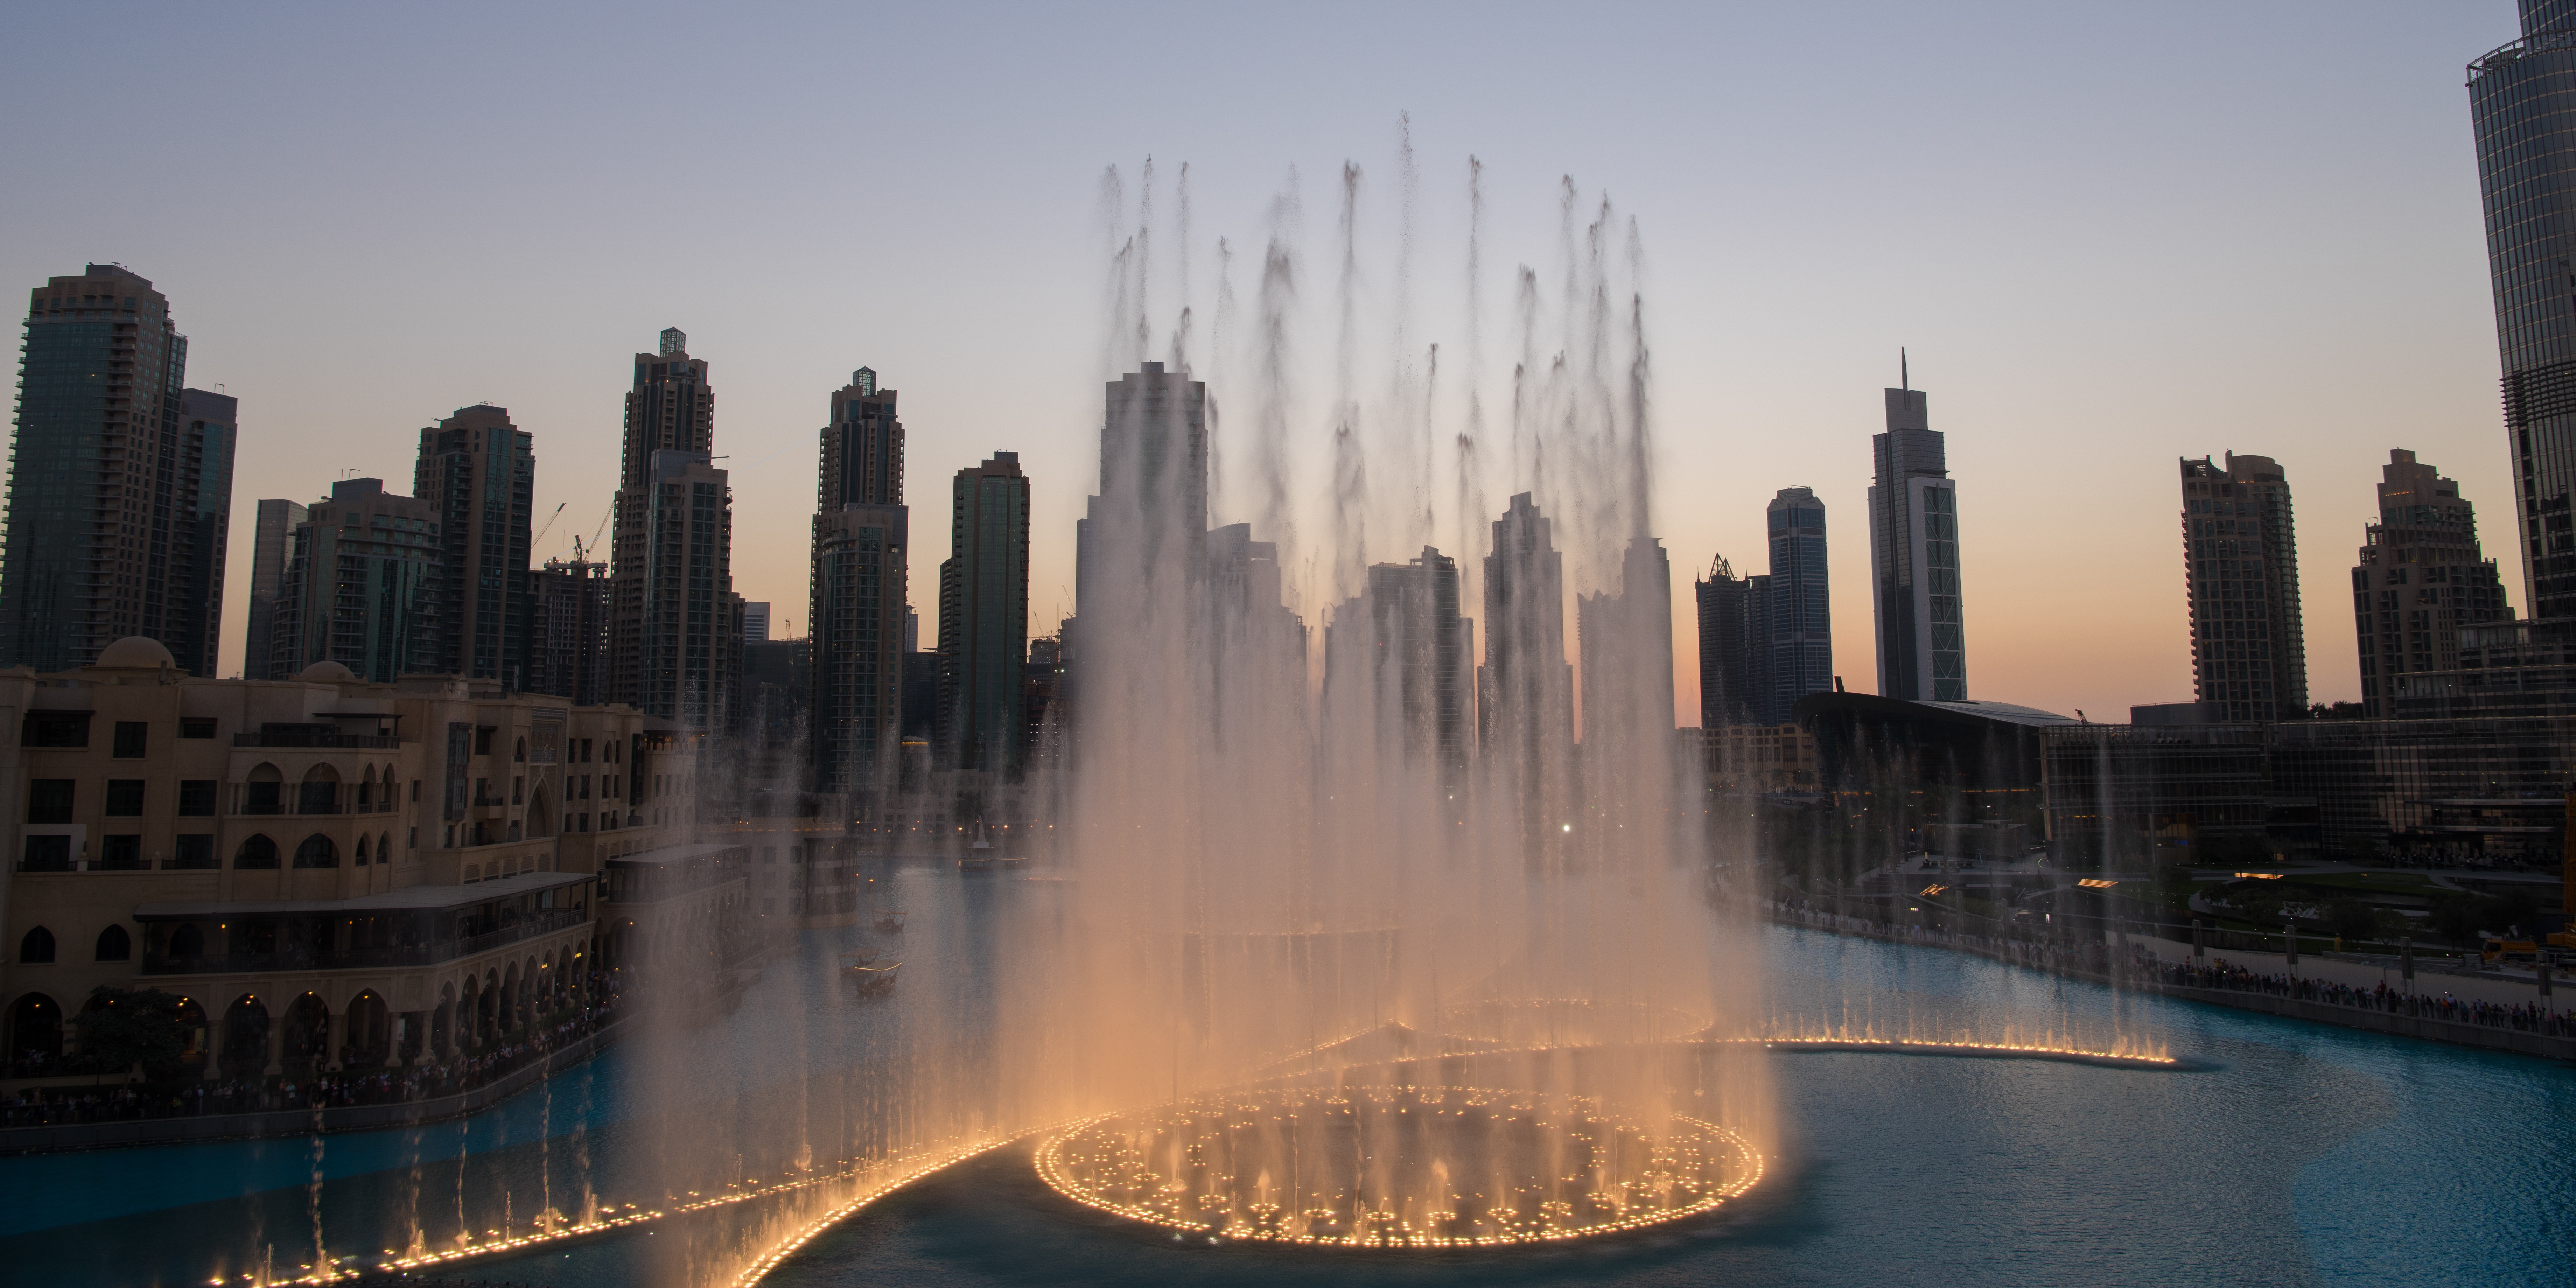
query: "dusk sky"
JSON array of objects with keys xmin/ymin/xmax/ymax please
[{"xmin": 0, "ymin": 2, "xmax": 2530, "ymax": 722}]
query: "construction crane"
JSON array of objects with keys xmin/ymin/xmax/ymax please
[{"xmin": 531, "ymin": 500, "xmax": 567, "ymax": 546}]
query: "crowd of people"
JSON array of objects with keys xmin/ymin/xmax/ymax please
[
  {"xmin": 1766, "ymin": 898, "xmax": 2574, "ymax": 1042},
  {"xmin": 0, "ymin": 975, "xmax": 629, "ymax": 1132},
  {"xmin": 2153, "ymin": 957, "xmax": 2575, "ymax": 1036}
]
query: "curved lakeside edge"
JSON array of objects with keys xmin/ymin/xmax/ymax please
[
  {"xmin": 0, "ymin": 1014, "xmax": 634, "ymax": 1157},
  {"xmin": 1766, "ymin": 908, "xmax": 2576, "ymax": 1063}
]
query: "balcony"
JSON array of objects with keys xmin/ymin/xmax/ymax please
[
  {"xmin": 139, "ymin": 906, "xmax": 589, "ymax": 975},
  {"xmin": 230, "ymin": 782, "xmax": 400, "ymax": 817},
  {"xmin": 233, "ymin": 729, "xmax": 400, "ymax": 749}
]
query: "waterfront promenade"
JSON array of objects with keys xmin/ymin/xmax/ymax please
[{"xmin": 1766, "ymin": 901, "xmax": 2576, "ymax": 1060}]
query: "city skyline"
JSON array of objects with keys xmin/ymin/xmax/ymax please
[{"xmin": 0, "ymin": 5, "xmax": 2536, "ymax": 726}]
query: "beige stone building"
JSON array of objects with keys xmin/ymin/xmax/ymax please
[{"xmin": 0, "ymin": 637, "xmax": 736, "ymax": 1084}]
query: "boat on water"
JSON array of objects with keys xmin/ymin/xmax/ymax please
[
  {"xmin": 840, "ymin": 947, "xmax": 885, "ymax": 969},
  {"xmin": 851, "ymin": 961, "xmax": 901, "ymax": 994},
  {"xmin": 865, "ymin": 877, "xmax": 907, "ymax": 932}
]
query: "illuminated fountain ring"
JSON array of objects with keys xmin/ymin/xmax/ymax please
[{"xmin": 1034, "ymin": 1084, "xmax": 1763, "ymax": 1248}]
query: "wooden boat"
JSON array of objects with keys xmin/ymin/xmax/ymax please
[
  {"xmin": 873, "ymin": 907, "xmax": 908, "ymax": 932},
  {"xmin": 851, "ymin": 961, "xmax": 901, "ymax": 994},
  {"xmin": 840, "ymin": 948, "xmax": 885, "ymax": 970}
]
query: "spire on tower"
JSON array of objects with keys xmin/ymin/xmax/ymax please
[{"xmin": 1900, "ymin": 346, "xmax": 1909, "ymax": 391}]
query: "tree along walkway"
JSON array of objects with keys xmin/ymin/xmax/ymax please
[
  {"xmin": 1765, "ymin": 906, "xmax": 2576, "ymax": 1063},
  {"xmin": 0, "ymin": 1016, "xmax": 634, "ymax": 1156}
]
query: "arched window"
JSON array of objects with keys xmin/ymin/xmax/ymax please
[
  {"xmin": 18, "ymin": 927, "xmax": 55, "ymax": 964},
  {"xmin": 235, "ymin": 835, "xmax": 279, "ymax": 869},
  {"xmin": 293, "ymin": 834, "xmax": 339, "ymax": 868},
  {"xmin": 380, "ymin": 832, "xmax": 393, "ymax": 863},
  {"xmin": 169, "ymin": 923, "xmax": 205, "ymax": 958},
  {"xmin": 357, "ymin": 765, "xmax": 375, "ymax": 809},
  {"xmin": 299, "ymin": 764, "xmax": 340, "ymax": 815},
  {"xmin": 245, "ymin": 762, "xmax": 284, "ymax": 814},
  {"xmin": 354, "ymin": 835, "xmax": 370, "ymax": 866},
  {"xmin": 514, "ymin": 737, "xmax": 527, "ymax": 763},
  {"xmin": 93, "ymin": 924, "xmax": 130, "ymax": 962}
]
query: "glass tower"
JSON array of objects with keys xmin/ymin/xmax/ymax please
[
  {"xmin": 1868, "ymin": 379, "xmax": 1966, "ymax": 701},
  {"xmin": 2471, "ymin": 1, "xmax": 2576, "ymax": 619},
  {"xmin": 1765, "ymin": 487, "xmax": 1833, "ymax": 721},
  {"xmin": 938, "ymin": 452, "xmax": 1031, "ymax": 776},
  {"xmin": 2, "ymin": 264, "xmax": 235, "ymax": 676}
]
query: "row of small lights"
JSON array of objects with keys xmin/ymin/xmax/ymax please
[{"xmin": 1031, "ymin": 1084, "xmax": 1765, "ymax": 1249}]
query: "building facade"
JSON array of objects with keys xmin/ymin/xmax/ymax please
[
  {"xmin": 2352, "ymin": 449, "xmax": 2513, "ymax": 716},
  {"xmin": 2, "ymin": 265, "xmax": 235, "ymax": 678},
  {"xmin": 808, "ymin": 369, "xmax": 909, "ymax": 819},
  {"xmin": 1696, "ymin": 554, "xmax": 1766, "ymax": 728},
  {"xmin": 527, "ymin": 554, "xmax": 610, "ymax": 707},
  {"xmin": 937, "ymin": 452, "xmax": 1030, "ymax": 776},
  {"xmin": 0, "ymin": 638, "xmax": 724, "ymax": 1082},
  {"xmin": 609, "ymin": 330, "xmax": 735, "ymax": 730},
  {"xmin": 267, "ymin": 479, "xmax": 442, "ymax": 683},
  {"xmin": 1765, "ymin": 487, "xmax": 1833, "ymax": 720},
  {"xmin": 243, "ymin": 500, "xmax": 307, "ymax": 682},
  {"xmin": 415, "ymin": 405, "xmax": 534, "ymax": 688},
  {"xmin": 1332, "ymin": 547, "xmax": 1475, "ymax": 785},
  {"xmin": 1074, "ymin": 362, "xmax": 1209, "ymax": 623},
  {"xmin": 2181, "ymin": 453, "xmax": 2308, "ymax": 722},
  {"xmin": 1868, "ymin": 380, "xmax": 1966, "ymax": 701},
  {"xmin": 2470, "ymin": 2, "xmax": 2576, "ymax": 621}
]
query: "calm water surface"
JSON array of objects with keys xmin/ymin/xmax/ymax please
[{"xmin": 4, "ymin": 869, "xmax": 2568, "ymax": 1287}]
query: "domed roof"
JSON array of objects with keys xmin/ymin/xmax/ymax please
[
  {"xmin": 93, "ymin": 636, "xmax": 175, "ymax": 669},
  {"xmin": 296, "ymin": 660, "xmax": 357, "ymax": 682}
]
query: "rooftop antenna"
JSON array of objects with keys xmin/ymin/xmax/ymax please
[{"xmin": 1900, "ymin": 347, "xmax": 1909, "ymax": 391}]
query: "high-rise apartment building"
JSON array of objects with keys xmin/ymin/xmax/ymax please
[
  {"xmin": 809, "ymin": 369, "xmax": 908, "ymax": 805},
  {"xmin": 243, "ymin": 498, "xmax": 307, "ymax": 679},
  {"xmin": 2180, "ymin": 453, "xmax": 2308, "ymax": 722},
  {"xmin": 268, "ymin": 478, "xmax": 442, "ymax": 681},
  {"xmin": 2352, "ymin": 449, "xmax": 2513, "ymax": 716},
  {"xmin": 416, "ymin": 405, "xmax": 534, "ymax": 687},
  {"xmin": 608, "ymin": 329, "xmax": 735, "ymax": 730},
  {"xmin": 1331, "ymin": 547, "xmax": 1474, "ymax": 782},
  {"xmin": 938, "ymin": 452, "xmax": 1030, "ymax": 776},
  {"xmin": 1576, "ymin": 537, "xmax": 1675, "ymax": 742},
  {"xmin": 174, "ymin": 389, "xmax": 237, "ymax": 678},
  {"xmin": 2, "ymin": 265, "xmax": 235, "ymax": 676},
  {"xmin": 1481, "ymin": 493, "xmax": 1576, "ymax": 859},
  {"xmin": 741, "ymin": 601, "xmax": 770, "ymax": 644},
  {"xmin": 1075, "ymin": 362, "xmax": 1208, "ymax": 618},
  {"xmin": 1764, "ymin": 487, "xmax": 1833, "ymax": 719},
  {"xmin": 1695, "ymin": 553, "xmax": 1762, "ymax": 727},
  {"xmin": 1868, "ymin": 377, "xmax": 1967, "ymax": 701},
  {"xmin": 528, "ymin": 553, "xmax": 610, "ymax": 706},
  {"xmin": 2471, "ymin": 3, "xmax": 2576, "ymax": 620}
]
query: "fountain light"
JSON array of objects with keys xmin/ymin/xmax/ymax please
[{"xmin": 1032, "ymin": 1085, "xmax": 1763, "ymax": 1248}]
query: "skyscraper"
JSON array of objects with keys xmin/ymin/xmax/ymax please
[
  {"xmin": 2180, "ymin": 453, "xmax": 2308, "ymax": 722},
  {"xmin": 808, "ymin": 368, "xmax": 907, "ymax": 805},
  {"xmin": 243, "ymin": 498, "xmax": 307, "ymax": 679},
  {"xmin": 174, "ymin": 388, "xmax": 237, "ymax": 678},
  {"xmin": 1481, "ymin": 493, "xmax": 1576, "ymax": 860},
  {"xmin": 608, "ymin": 329, "xmax": 735, "ymax": 729},
  {"xmin": 1695, "ymin": 553, "xmax": 1762, "ymax": 727},
  {"xmin": 416, "ymin": 404, "xmax": 534, "ymax": 687},
  {"xmin": 1330, "ymin": 546, "xmax": 1475, "ymax": 784},
  {"xmin": 2352, "ymin": 449, "xmax": 2513, "ymax": 716},
  {"xmin": 1765, "ymin": 487, "xmax": 1833, "ymax": 719},
  {"xmin": 741, "ymin": 601, "xmax": 770, "ymax": 644},
  {"xmin": 528, "ymin": 552, "xmax": 610, "ymax": 706},
  {"xmin": 1576, "ymin": 537, "xmax": 1675, "ymax": 743},
  {"xmin": 938, "ymin": 452, "xmax": 1030, "ymax": 776},
  {"xmin": 268, "ymin": 478, "xmax": 442, "ymax": 681},
  {"xmin": 2471, "ymin": 3, "xmax": 2576, "ymax": 620},
  {"xmin": 2, "ymin": 264, "xmax": 234, "ymax": 676},
  {"xmin": 1075, "ymin": 362, "xmax": 1209, "ymax": 618},
  {"xmin": 1868, "ymin": 371, "xmax": 1967, "ymax": 701}
]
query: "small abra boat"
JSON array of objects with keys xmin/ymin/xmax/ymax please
[
  {"xmin": 851, "ymin": 961, "xmax": 901, "ymax": 995},
  {"xmin": 865, "ymin": 877, "xmax": 907, "ymax": 932},
  {"xmin": 840, "ymin": 947, "xmax": 885, "ymax": 970}
]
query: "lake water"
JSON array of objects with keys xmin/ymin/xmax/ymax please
[{"xmin": 5, "ymin": 867, "xmax": 2570, "ymax": 1288}]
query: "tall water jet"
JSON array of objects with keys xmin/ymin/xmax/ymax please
[{"xmin": 1001, "ymin": 151, "xmax": 1774, "ymax": 1243}]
